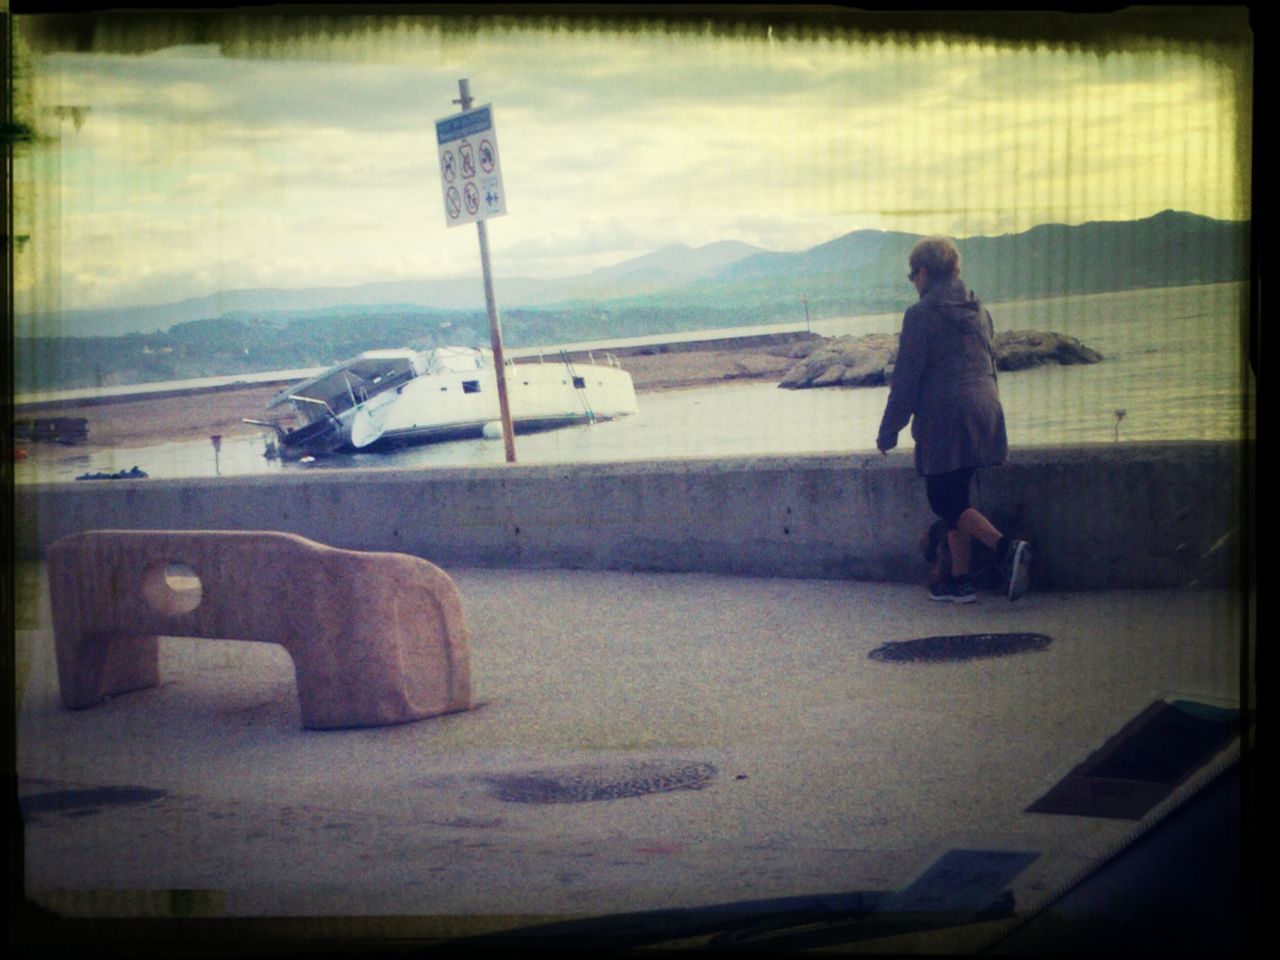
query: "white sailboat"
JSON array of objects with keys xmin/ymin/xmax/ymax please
[{"xmin": 246, "ymin": 346, "xmax": 637, "ymax": 459}]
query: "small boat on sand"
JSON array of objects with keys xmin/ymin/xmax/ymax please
[{"xmin": 245, "ymin": 346, "xmax": 638, "ymax": 459}]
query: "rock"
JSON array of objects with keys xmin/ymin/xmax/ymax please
[
  {"xmin": 994, "ymin": 330, "xmax": 1104, "ymax": 370},
  {"xmin": 778, "ymin": 333, "xmax": 898, "ymax": 389},
  {"xmin": 779, "ymin": 330, "xmax": 1101, "ymax": 389},
  {"xmin": 786, "ymin": 340, "xmax": 823, "ymax": 359},
  {"xmin": 723, "ymin": 355, "xmax": 787, "ymax": 380}
]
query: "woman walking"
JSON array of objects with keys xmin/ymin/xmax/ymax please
[{"xmin": 876, "ymin": 237, "xmax": 1031, "ymax": 603}]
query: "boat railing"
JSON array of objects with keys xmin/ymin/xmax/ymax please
[
  {"xmin": 290, "ymin": 394, "xmax": 338, "ymax": 418},
  {"xmin": 586, "ymin": 351, "xmax": 623, "ymax": 369},
  {"xmin": 242, "ymin": 418, "xmax": 289, "ymax": 442}
]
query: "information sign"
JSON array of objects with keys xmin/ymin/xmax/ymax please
[{"xmin": 436, "ymin": 105, "xmax": 506, "ymax": 227}]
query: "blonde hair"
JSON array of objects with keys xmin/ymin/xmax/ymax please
[{"xmin": 909, "ymin": 237, "xmax": 961, "ymax": 279}]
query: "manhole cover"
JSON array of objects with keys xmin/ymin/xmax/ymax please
[
  {"xmin": 869, "ymin": 632, "xmax": 1052, "ymax": 663},
  {"xmin": 484, "ymin": 759, "xmax": 716, "ymax": 804}
]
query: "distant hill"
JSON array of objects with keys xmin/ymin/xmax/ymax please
[
  {"xmin": 23, "ymin": 240, "xmax": 771, "ymax": 340},
  {"xmin": 511, "ymin": 240, "xmax": 771, "ymax": 306},
  {"xmin": 13, "ymin": 211, "xmax": 1249, "ymax": 393},
  {"xmin": 594, "ymin": 240, "xmax": 767, "ymax": 279},
  {"xmin": 650, "ymin": 210, "xmax": 1249, "ymax": 320},
  {"xmin": 958, "ymin": 210, "xmax": 1250, "ymax": 299}
]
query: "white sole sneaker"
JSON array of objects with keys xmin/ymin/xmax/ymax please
[{"xmin": 1007, "ymin": 541, "xmax": 1031, "ymax": 600}]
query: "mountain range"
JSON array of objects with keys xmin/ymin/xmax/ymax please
[
  {"xmin": 15, "ymin": 210, "xmax": 1250, "ymax": 393},
  {"xmin": 28, "ymin": 239, "xmax": 771, "ymax": 340}
]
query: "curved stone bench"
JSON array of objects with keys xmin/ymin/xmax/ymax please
[{"xmin": 46, "ymin": 530, "xmax": 472, "ymax": 729}]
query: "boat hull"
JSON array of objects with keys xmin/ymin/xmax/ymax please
[
  {"xmin": 369, "ymin": 411, "xmax": 622, "ymax": 449},
  {"xmin": 270, "ymin": 353, "xmax": 638, "ymax": 458}
]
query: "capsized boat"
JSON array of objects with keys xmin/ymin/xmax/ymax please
[{"xmin": 245, "ymin": 346, "xmax": 638, "ymax": 459}]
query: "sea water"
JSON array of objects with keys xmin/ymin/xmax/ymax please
[{"xmin": 15, "ymin": 283, "xmax": 1253, "ymax": 484}]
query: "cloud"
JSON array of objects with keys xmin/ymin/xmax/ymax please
[{"xmin": 14, "ymin": 15, "xmax": 1250, "ymax": 312}]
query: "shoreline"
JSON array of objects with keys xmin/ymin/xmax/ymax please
[{"xmin": 12, "ymin": 337, "xmax": 813, "ymax": 459}]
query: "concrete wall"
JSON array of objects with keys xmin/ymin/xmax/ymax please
[{"xmin": 14, "ymin": 441, "xmax": 1250, "ymax": 590}]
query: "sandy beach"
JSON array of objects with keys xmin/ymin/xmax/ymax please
[{"xmin": 14, "ymin": 338, "xmax": 812, "ymax": 458}]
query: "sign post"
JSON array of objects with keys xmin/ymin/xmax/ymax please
[{"xmin": 437, "ymin": 79, "xmax": 515, "ymax": 463}]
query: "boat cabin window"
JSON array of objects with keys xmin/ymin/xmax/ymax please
[
  {"xmin": 573, "ymin": 376, "xmax": 586, "ymax": 389},
  {"xmin": 463, "ymin": 380, "xmax": 481, "ymax": 394}
]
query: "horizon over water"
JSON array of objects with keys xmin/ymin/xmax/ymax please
[{"xmin": 14, "ymin": 283, "xmax": 1253, "ymax": 484}]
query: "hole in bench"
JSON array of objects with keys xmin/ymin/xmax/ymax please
[{"xmin": 142, "ymin": 561, "xmax": 203, "ymax": 615}]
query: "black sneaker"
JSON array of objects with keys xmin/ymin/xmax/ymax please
[
  {"xmin": 929, "ymin": 575, "xmax": 977, "ymax": 604},
  {"xmin": 1002, "ymin": 540, "xmax": 1031, "ymax": 600}
]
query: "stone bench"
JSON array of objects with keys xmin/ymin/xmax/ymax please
[{"xmin": 46, "ymin": 530, "xmax": 472, "ymax": 729}]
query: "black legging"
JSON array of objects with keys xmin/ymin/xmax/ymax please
[{"xmin": 925, "ymin": 468, "xmax": 975, "ymax": 529}]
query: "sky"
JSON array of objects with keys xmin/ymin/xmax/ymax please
[{"xmin": 11, "ymin": 9, "xmax": 1253, "ymax": 326}]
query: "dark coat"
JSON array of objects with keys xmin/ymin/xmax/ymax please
[{"xmin": 876, "ymin": 275, "xmax": 1008, "ymax": 476}]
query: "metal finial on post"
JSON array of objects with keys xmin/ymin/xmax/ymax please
[{"xmin": 454, "ymin": 79, "xmax": 472, "ymax": 111}]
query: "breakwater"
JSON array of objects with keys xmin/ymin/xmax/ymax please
[{"xmin": 14, "ymin": 441, "xmax": 1249, "ymax": 590}]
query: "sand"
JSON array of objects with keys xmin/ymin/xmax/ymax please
[{"xmin": 14, "ymin": 341, "xmax": 808, "ymax": 458}]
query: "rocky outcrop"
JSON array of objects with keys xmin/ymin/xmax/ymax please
[
  {"xmin": 778, "ymin": 334, "xmax": 898, "ymax": 389},
  {"xmin": 993, "ymin": 330, "xmax": 1104, "ymax": 370},
  {"xmin": 778, "ymin": 330, "xmax": 1102, "ymax": 389}
]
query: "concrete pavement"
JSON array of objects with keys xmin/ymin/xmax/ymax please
[{"xmin": 14, "ymin": 565, "xmax": 1251, "ymax": 951}]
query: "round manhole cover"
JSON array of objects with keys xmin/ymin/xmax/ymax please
[
  {"xmin": 484, "ymin": 759, "xmax": 716, "ymax": 804},
  {"xmin": 869, "ymin": 632, "xmax": 1052, "ymax": 663}
]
